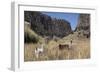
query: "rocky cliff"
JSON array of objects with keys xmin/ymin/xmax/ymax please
[
  {"xmin": 24, "ymin": 11, "xmax": 72, "ymax": 38},
  {"xmin": 75, "ymin": 14, "xmax": 90, "ymax": 38}
]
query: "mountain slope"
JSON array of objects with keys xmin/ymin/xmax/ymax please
[
  {"xmin": 75, "ymin": 14, "xmax": 90, "ymax": 38},
  {"xmin": 24, "ymin": 11, "xmax": 72, "ymax": 38}
]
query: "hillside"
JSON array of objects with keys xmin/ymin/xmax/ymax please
[
  {"xmin": 75, "ymin": 14, "xmax": 90, "ymax": 38},
  {"xmin": 24, "ymin": 11, "xmax": 72, "ymax": 38}
]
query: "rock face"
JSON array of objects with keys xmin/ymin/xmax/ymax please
[
  {"xmin": 24, "ymin": 11, "xmax": 72, "ymax": 38},
  {"xmin": 75, "ymin": 14, "xmax": 90, "ymax": 38}
]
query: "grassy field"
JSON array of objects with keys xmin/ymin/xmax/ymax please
[{"xmin": 24, "ymin": 33, "xmax": 90, "ymax": 62}]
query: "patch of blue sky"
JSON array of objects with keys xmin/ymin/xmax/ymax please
[{"xmin": 42, "ymin": 12, "xmax": 80, "ymax": 30}]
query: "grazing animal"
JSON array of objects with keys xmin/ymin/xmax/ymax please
[
  {"xmin": 59, "ymin": 44, "xmax": 69, "ymax": 50},
  {"xmin": 34, "ymin": 44, "xmax": 44, "ymax": 58}
]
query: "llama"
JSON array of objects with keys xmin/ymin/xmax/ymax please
[
  {"xmin": 35, "ymin": 44, "xmax": 44, "ymax": 58},
  {"xmin": 59, "ymin": 39, "xmax": 73, "ymax": 50},
  {"xmin": 59, "ymin": 44, "xmax": 69, "ymax": 50}
]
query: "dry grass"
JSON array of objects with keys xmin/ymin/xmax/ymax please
[{"xmin": 24, "ymin": 34, "xmax": 90, "ymax": 62}]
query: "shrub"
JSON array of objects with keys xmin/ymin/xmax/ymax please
[{"xmin": 24, "ymin": 26, "xmax": 39, "ymax": 43}]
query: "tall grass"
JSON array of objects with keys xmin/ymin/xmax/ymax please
[{"xmin": 24, "ymin": 37, "xmax": 90, "ymax": 61}]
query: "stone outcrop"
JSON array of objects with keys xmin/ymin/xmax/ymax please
[
  {"xmin": 24, "ymin": 11, "xmax": 72, "ymax": 38},
  {"xmin": 75, "ymin": 14, "xmax": 90, "ymax": 38}
]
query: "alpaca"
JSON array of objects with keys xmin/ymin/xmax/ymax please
[
  {"xmin": 59, "ymin": 44, "xmax": 69, "ymax": 50},
  {"xmin": 34, "ymin": 44, "xmax": 44, "ymax": 58}
]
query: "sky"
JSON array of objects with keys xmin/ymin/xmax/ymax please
[{"xmin": 42, "ymin": 12, "xmax": 80, "ymax": 30}]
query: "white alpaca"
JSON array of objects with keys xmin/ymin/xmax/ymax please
[
  {"xmin": 38, "ymin": 44, "xmax": 44, "ymax": 53},
  {"xmin": 35, "ymin": 44, "xmax": 44, "ymax": 58}
]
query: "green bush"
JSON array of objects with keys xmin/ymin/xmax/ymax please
[{"xmin": 24, "ymin": 26, "xmax": 39, "ymax": 43}]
